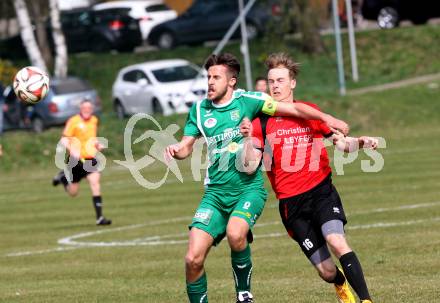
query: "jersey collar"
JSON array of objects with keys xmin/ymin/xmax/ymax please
[{"xmin": 210, "ymin": 89, "xmax": 242, "ymax": 108}]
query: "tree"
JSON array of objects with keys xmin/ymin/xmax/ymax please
[
  {"xmin": 12, "ymin": 0, "xmax": 68, "ymax": 77},
  {"xmin": 49, "ymin": 0, "xmax": 68, "ymax": 77},
  {"xmin": 12, "ymin": 0, "xmax": 48, "ymax": 72},
  {"xmin": 293, "ymin": 0, "xmax": 326, "ymax": 54},
  {"xmin": 27, "ymin": 0, "xmax": 53, "ymax": 68},
  {"xmin": 264, "ymin": 0, "xmax": 326, "ymax": 55}
]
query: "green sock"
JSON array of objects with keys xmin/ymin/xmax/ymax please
[
  {"xmin": 186, "ymin": 272, "xmax": 208, "ymax": 303},
  {"xmin": 231, "ymin": 244, "xmax": 252, "ymax": 293}
]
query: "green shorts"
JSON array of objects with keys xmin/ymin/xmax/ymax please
[{"xmin": 189, "ymin": 186, "xmax": 267, "ymax": 245}]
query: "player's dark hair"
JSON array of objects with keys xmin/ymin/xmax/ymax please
[
  {"xmin": 265, "ymin": 52, "xmax": 300, "ymax": 79},
  {"xmin": 204, "ymin": 53, "xmax": 241, "ymax": 81}
]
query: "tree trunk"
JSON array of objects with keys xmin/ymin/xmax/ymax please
[
  {"xmin": 294, "ymin": 0, "xmax": 325, "ymax": 54},
  {"xmin": 12, "ymin": 0, "xmax": 48, "ymax": 72},
  {"xmin": 49, "ymin": 0, "xmax": 68, "ymax": 78},
  {"xmin": 28, "ymin": 0, "xmax": 53, "ymax": 68}
]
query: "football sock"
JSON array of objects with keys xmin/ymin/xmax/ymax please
[
  {"xmin": 340, "ymin": 251, "xmax": 371, "ymax": 300},
  {"xmin": 330, "ymin": 266, "xmax": 346, "ymax": 286},
  {"xmin": 92, "ymin": 196, "xmax": 103, "ymax": 219},
  {"xmin": 186, "ymin": 272, "xmax": 208, "ymax": 303},
  {"xmin": 231, "ymin": 244, "xmax": 252, "ymax": 292},
  {"xmin": 60, "ymin": 171, "xmax": 68, "ymax": 187}
]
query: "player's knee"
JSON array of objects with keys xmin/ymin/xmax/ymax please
[
  {"xmin": 326, "ymin": 234, "xmax": 351, "ymax": 257},
  {"xmin": 66, "ymin": 187, "xmax": 79, "ymax": 197},
  {"xmin": 185, "ymin": 252, "xmax": 205, "ymax": 271},
  {"xmin": 227, "ymin": 230, "xmax": 247, "ymax": 250}
]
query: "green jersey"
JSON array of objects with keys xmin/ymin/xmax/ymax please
[{"xmin": 184, "ymin": 90, "xmax": 277, "ymax": 189}]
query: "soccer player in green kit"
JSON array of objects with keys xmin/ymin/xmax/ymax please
[{"xmin": 164, "ymin": 53, "xmax": 349, "ymax": 303}]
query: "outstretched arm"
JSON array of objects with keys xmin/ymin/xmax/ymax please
[
  {"xmin": 331, "ymin": 130, "xmax": 378, "ymax": 152},
  {"xmin": 274, "ymin": 101, "xmax": 349, "ymax": 135},
  {"xmin": 164, "ymin": 136, "xmax": 197, "ymax": 161},
  {"xmin": 240, "ymin": 118, "xmax": 263, "ymax": 175}
]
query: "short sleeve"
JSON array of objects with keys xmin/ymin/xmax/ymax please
[
  {"xmin": 183, "ymin": 103, "xmax": 201, "ymax": 137},
  {"xmin": 63, "ymin": 117, "xmax": 76, "ymax": 137},
  {"xmin": 240, "ymin": 92, "xmax": 275, "ymax": 119},
  {"xmin": 251, "ymin": 117, "xmax": 264, "ymax": 150}
]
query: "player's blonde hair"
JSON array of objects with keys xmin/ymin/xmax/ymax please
[{"xmin": 265, "ymin": 52, "xmax": 300, "ymax": 80}]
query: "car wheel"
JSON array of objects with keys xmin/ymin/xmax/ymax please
[
  {"xmin": 377, "ymin": 7, "xmax": 399, "ymax": 29},
  {"xmin": 114, "ymin": 101, "xmax": 126, "ymax": 119},
  {"xmin": 152, "ymin": 98, "xmax": 163, "ymax": 114},
  {"xmin": 157, "ymin": 31, "xmax": 175, "ymax": 49},
  {"xmin": 31, "ymin": 116, "xmax": 44, "ymax": 133},
  {"xmin": 245, "ymin": 22, "xmax": 259, "ymax": 39}
]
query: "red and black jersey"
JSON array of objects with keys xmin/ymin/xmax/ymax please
[{"xmin": 252, "ymin": 101, "xmax": 333, "ymax": 199}]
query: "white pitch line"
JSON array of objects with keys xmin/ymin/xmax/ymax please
[
  {"xmin": 5, "ymin": 246, "xmax": 79, "ymax": 257},
  {"xmin": 5, "ymin": 201, "xmax": 440, "ymax": 257}
]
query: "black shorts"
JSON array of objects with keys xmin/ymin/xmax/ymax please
[
  {"xmin": 66, "ymin": 157, "xmax": 99, "ymax": 183},
  {"xmin": 278, "ymin": 174, "xmax": 347, "ymax": 259}
]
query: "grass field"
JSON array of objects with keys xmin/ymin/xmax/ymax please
[{"xmin": 1, "ymin": 73, "xmax": 440, "ymax": 302}]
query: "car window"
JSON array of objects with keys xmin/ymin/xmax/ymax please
[
  {"xmin": 61, "ymin": 10, "xmax": 93, "ymax": 27},
  {"xmin": 123, "ymin": 70, "xmax": 150, "ymax": 83},
  {"xmin": 77, "ymin": 11, "xmax": 92, "ymax": 26},
  {"xmin": 146, "ymin": 4, "xmax": 171, "ymax": 12},
  {"xmin": 94, "ymin": 8, "xmax": 131, "ymax": 22},
  {"xmin": 61, "ymin": 12, "xmax": 81, "ymax": 27},
  {"xmin": 152, "ymin": 65, "xmax": 199, "ymax": 83},
  {"xmin": 52, "ymin": 78, "xmax": 92, "ymax": 94}
]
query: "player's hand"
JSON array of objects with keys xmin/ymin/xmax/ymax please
[
  {"xmin": 325, "ymin": 115, "xmax": 349, "ymax": 135},
  {"xmin": 240, "ymin": 117, "xmax": 253, "ymax": 138},
  {"xmin": 70, "ymin": 150, "xmax": 81, "ymax": 160},
  {"xmin": 359, "ymin": 136, "xmax": 379, "ymax": 149},
  {"xmin": 95, "ymin": 142, "xmax": 106, "ymax": 151},
  {"xmin": 164, "ymin": 143, "xmax": 181, "ymax": 162}
]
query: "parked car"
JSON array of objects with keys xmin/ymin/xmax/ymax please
[
  {"xmin": 112, "ymin": 59, "xmax": 207, "ymax": 117},
  {"xmin": 93, "ymin": 0, "xmax": 177, "ymax": 41},
  {"xmin": 60, "ymin": 8, "xmax": 143, "ymax": 52},
  {"xmin": 361, "ymin": 0, "xmax": 440, "ymax": 29},
  {"xmin": 0, "ymin": 7, "xmax": 142, "ymax": 58},
  {"xmin": 147, "ymin": 0, "xmax": 271, "ymax": 49},
  {"xmin": 2, "ymin": 77, "xmax": 101, "ymax": 133}
]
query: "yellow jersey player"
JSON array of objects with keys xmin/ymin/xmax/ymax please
[{"xmin": 52, "ymin": 99, "xmax": 111, "ymax": 226}]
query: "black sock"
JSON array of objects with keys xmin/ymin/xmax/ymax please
[
  {"xmin": 330, "ymin": 266, "xmax": 346, "ymax": 286},
  {"xmin": 92, "ymin": 196, "xmax": 103, "ymax": 219},
  {"xmin": 339, "ymin": 251, "xmax": 371, "ymax": 300},
  {"xmin": 59, "ymin": 171, "xmax": 68, "ymax": 187}
]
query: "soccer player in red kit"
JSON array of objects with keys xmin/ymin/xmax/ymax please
[{"xmin": 239, "ymin": 53, "xmax": 377, "ymax": 303}]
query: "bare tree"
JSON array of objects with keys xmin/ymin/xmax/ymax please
[
  {"xmin": 13, "ymin": 0, "xmax": 48, "ymax": 72},
  {"xmin": 49, "ymin": 0, "xmax": 68, "ymax": 77},
  {"xmin": 27, "ymin": 0, "xmax": 53, "ymax": 68}
]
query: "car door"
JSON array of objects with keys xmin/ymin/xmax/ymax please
[
  {"xmin": 61, "ymin": 11, "xmax": 91, "ymax": 52},
  {"xmin": 120, "ymin": 69, "xmax": 154, "ymax": 114},
  {"xmin": 197, "ymin": 2, "xmax": 238, "ymax": 41},
  {"xmin": 173, "ymin": 2, "xmax": 209, "ymax": 43},
  {"xmin": 131, "ymin": 70, "xmax": 155, "ymax": 114}
]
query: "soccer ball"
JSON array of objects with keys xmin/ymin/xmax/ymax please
[{"xmin": 13, "ymin": 66, "xmax": 50, "ymax": 104}]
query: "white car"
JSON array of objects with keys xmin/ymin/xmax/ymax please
[
  {"xmin": 93, "ymin": 0, "xmax": 177, "ymax": 40},
  {"xmin": 112, "ymin": 59, "xmax": 207, "ymax": 117}
]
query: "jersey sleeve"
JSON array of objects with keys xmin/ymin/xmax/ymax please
[
  {"xmin": 251, "ymin": 118, "xmax": 264, "ymax": 150},
  {"xmin": 240, "ymin": 91, "xmax": 278, "ymax": 118},
  {"xmin": 183, "ymin": 103, "xmax": 201, "ymax": 137},
  {"xmin": 63, "ymin": 116, "xmax": 76, "ymax": 137}
]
